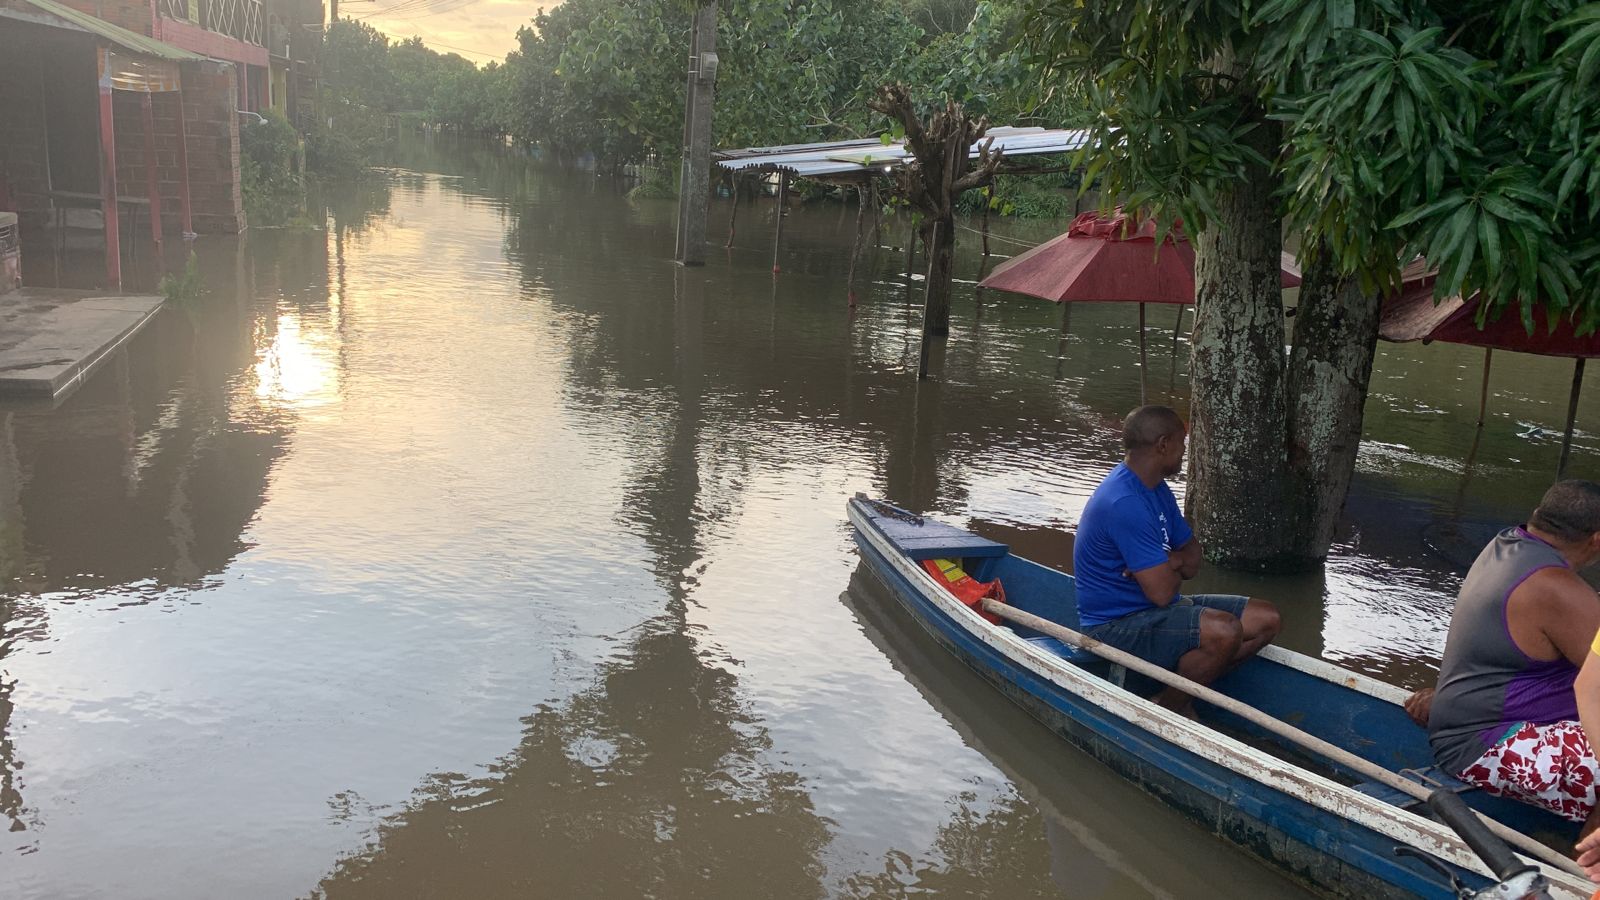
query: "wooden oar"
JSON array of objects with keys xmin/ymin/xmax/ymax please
[{"xmin": 981, "ymin": 600, "xmax": 1588, "ymax": 880}]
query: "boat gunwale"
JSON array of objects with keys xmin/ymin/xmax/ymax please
[{"xmin": 846, "ymin": 499, "xmax": 1588, "ymax": 897}]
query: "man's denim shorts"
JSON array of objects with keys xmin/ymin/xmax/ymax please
[{"xmin": 1082, "ymin": 594, "xmax": 1250, "ymax": 670}]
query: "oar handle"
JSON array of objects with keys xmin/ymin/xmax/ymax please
[{"xmin": 980, "ymin": 599, "xmax": 1586, "ymax": 881}]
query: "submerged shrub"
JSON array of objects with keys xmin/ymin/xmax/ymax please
[{"xmin": 241, "ymin": 111, "xmax": 304, "ymax": 227}]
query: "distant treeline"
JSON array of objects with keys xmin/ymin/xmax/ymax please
[{"xmin": 320, "ymin": 1, "xmax": 1083, "ymax": 171}]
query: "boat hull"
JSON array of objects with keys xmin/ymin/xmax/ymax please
[{"xmin": 847, "ymin": 498, "xmax": 1585, "ymax": 899}]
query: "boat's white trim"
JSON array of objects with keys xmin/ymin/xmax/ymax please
[
  {"xmin": 1258, "ymin": 644, "xmax": 1415, "ymax": 706},
  {"xmin": 848, "ymin": 505, "xmax": 1588, "ymax": 898}
]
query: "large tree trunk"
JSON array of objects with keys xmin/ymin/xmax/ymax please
[
  {"xmin": 1186, "ymin": 122, "xmax": 1296, "ymax": 570},
  {"xmin": 1285, "ymin": 252, "xmax": 1382, "ymax": 558},
  {"xmin": 925, "ymin": 215, "xmax": 955, "ymax": 335}
]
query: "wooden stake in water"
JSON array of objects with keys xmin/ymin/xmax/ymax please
[
  {"xmin": 771, "ymin": 173, "xmax": 789, "ymax": 275},
  {"xmin": 846, "ymin": 180, "xmax": 867, "ymax": 307},
  {"xmin": 1138, "ymin": 302, "xmax": 1148, "ymax": 405},
  {"xmin": 1559, "ymin": 357, "xmax": 1586, "ymax": 480},
  {"xmin": 1476, "ymin": 348, "xmax": 1493, "ymax": 427},
  {"xmin": 919, "ymin": 221, "xmax": 942, "ymax": 380}
]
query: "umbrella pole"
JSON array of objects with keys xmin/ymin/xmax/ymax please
[
  {"xmin": 1139, "ymin": 303, "xmax": 1148, "ymax": 405},
  {"xmin": 1559, "ymin": 357, "xmax": 1586, "ymax": 480},
  {"xmin": 1172, "ymin": 305, "xmax": 1184, "ymax": 345},
  {"xmin": 1476, "ymin": 348, "xmax": 1493, "ymax": 428}
]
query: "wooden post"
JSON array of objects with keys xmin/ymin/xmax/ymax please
[
  {"xmin": 903, "ymin": 216, "xmax": 917, "ymax": 304},
  {"xmin": 140, "ymin": 93, "xmax": 164, "ymax": 254},
  {"xmin": 918, "ymin": 221, "xmax": 942, "ymax": 380},
  {"xmin": 1559, "ymin": 357, "xmax": 1586, "ymax": 480},
  {"xmin": 724, "ymin": 175, "xmax": 738, "ymax": 249},
  {"xmin": 981, "ymin": 184, "xmax": 992, "ymax": 257},
  {"xmin": 97, "ymin": 50, "xmax": 121, "ymax": 290},
  {"xmin": 1138, "ymin": 302, "xmax": 1148, "ymax": 404},
  {"xmin": 673, "ymin": 2, "xmax": 718, "ymax": 266},
  {"xmin": 846, "ymin": 180, "xmax": 867, "ymax": 307},
  {"xmin": 1476, "ymin": 348, "xmax": 1493, "ymax": 427},
  {"xmin": 870, "ymin": 179, "xmax": 882, "ymax": 247},
  {"xmin": 771, "ymin": 173, "xmax": 788, "ymax": 275},
  {"xmin": 173, "ymin": 89, "xmax": 193, "ymax": 237}
]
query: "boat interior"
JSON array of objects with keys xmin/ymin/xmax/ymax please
[{"xmin": 854, "ymin": 497, "xmax": 1580, "ymax": 852}]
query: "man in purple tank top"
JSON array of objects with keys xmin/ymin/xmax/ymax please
[{"xmin": 1408, "ymin": 480, "xmax": 1600, "ymax": 836}]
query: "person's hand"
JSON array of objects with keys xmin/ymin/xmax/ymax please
[
  {"xmin": 1403, "ymin": 688, "xmax": 1434, "ymax": 728},
  {"xmin": 1575, "ymin": 828, "xmax": 1600, "ymax": 882}
]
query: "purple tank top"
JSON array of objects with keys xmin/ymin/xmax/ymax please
[{"xmin": 1428, "ymin": 527, "xmax": 1579, "ymax": 774}]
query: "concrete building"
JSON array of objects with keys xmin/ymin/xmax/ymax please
[{"xmin": 0, "ymin": 0, "xmax": 323, "ymax": 289}]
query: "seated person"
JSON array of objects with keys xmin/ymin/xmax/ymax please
[
  {"xmin": 1409, "ymin": 480, "xmax": 1600, "ymax": 834},
  {"xmin": 1073, "ymin": 405, "xmax": 1281, "ymax": 714}
]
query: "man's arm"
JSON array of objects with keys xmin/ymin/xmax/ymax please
[
  {"xmin": 1171, "ymin": 537, "xmax": 1202, "ymax": 580},
  {"xmin": 1573, "ymin": 639, "xmax": 1600, "ymax": 876},
  {"xmin": 1129, "ymin": 560, "xmax": 1183, "ymax": 607},
  {"xmin": 1531, "ymin": 571, "xmax": 1600, "ymax": 666}
]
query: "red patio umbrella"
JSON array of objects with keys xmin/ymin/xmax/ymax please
[
  {"xmin": 980, "ymin": 210, "xmax": 1302, "ymax": 400},
  {"xmin": 1380, "ymin": 279, "xmax": 1600, "ymax": 478}
]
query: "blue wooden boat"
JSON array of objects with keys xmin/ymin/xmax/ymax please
[{"xmin": 847, "ymin": 495, "xmax": 1592, "ymax": 899}]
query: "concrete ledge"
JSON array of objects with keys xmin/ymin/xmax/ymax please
[{"xmin": 0, "ymin": 288, "xmax": 165, "ymax": 404}]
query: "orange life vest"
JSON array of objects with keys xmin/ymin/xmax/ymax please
[{"xmin": 921, "ymin": 558, "xmax": 1005, "ymax": 624}]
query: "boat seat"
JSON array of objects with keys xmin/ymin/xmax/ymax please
[
  {"xmin": 1349, "ymin": 765, "xmax": 1477, "ymax": 809},
  {"xmin": 1022, "ymin": 636, "xmax": 1126, "ymax": 688}
]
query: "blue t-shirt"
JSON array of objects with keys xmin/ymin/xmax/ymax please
[{"xmin": 1073, "ymin": 463, "xmax": 1193, "ymax": 627}]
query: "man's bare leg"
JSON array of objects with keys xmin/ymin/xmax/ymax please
[
  {"xmin": 1156, "ymin": 609, "xmax": 1242, "ymax": 716},
  {"xmin": 1232, "ymin": 598, "xmax": 1282, "ymax": 664}
]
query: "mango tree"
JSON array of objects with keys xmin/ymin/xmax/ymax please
[{"xmin": 1022, "ymin": 0, "xmax": 1600, "ymax": 569}]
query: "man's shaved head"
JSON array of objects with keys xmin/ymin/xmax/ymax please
[
  {"xmin": 1529, "ymin": 480, "xmax": 1600, "ymax": 544},
  {"xmin": 1123, "ymin": 405, "xmax": 1186, "ymax": 451}
]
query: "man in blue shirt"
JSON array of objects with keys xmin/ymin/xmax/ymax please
[{"xmin": 1074, "ymin": 405, "xmax": 1282, "ymax": 714}]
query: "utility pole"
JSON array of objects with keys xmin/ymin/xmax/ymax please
[{"xmin": 673, "ymin": 2, "xmax": 718, "ymax": 266}]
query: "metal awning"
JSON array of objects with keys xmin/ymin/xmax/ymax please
[
  {"xmin": 0, "ymin": 0, "xmax": 203, "ymax": 60},
  {"xmin": 714, "ymin": 127, "xmax": 1094, "ymax": 179}
]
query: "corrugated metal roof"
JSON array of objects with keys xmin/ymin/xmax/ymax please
[
  {"xmin": 715, "ymin": 128, "xmax": 1093, "ymax": 178},
  {"xmin": 5, "ymin": 0, "xmax": 204, "ymax": 60}
]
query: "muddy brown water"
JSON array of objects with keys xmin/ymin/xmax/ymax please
[{"xmin": 2, "ymin": 137, "xmax": 1596, "ymax": 898}]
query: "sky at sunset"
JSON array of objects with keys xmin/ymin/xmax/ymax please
[{"xmin": 349, "ymin": 0, "xmax": 557, "ymax": 63}]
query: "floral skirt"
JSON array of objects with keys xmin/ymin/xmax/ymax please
[{"xmin": 1458, "ymin": 720, "xmax": 1599, "ymax": 823}]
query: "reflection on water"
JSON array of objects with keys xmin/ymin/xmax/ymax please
[{"xmin": 0, "ymin": 135, "xmax": 1595, "ymax": 897}]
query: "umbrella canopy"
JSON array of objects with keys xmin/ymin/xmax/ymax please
[
  {"xmin": 1380, "ymin": 283, "xmax": 1600, "ymax": 359},
  {"xmin": 1380, "ymin": 277, "xmax": 1599, "ymax": 478},
  {"xmin": 980, "ymin": 210, "xmax": 1302, "ymax": 304}
]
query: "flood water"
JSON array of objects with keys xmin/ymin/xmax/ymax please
[{"xmin": 2, "ymin": 137, "xmax": 1597, "ymax": 899}]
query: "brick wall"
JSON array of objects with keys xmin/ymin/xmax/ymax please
[
  {"xmin": 107, "ymin": 61, "xmax": 246, "ymax": 235},
  {"xmin": 0, "ymin": 38, "xmax": 52, "ymax": 221},
  {"xmin": 53, "ymin": 0, "xmax": 157, "ymax": 37},
  {"xmin": 181, "ymin": 60, "xmax": 246, "ymax": 233}
]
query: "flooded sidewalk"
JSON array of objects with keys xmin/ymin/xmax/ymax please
[{"xmin": 0, "ymin": 287, "xmax": 164, "ymax": 404}]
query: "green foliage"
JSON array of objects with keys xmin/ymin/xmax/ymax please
[
  {"xmin": 628, "ymin": 165, "xmax": 680, "ymax": 200},
  {"xmin": 955, "ymin": 172, "xmax": 1074, "ymax": 218},
  {"xmin": 240, "ymin": 110, "xmax": 304, "ymax": 227},
  {"xmin": 159, "ymin": 252, "xmax": 204, "ymax": 306},
  {"xmin": 317, "ymin": 18, "xmax": 507, "ymax": 177},
  {"xmin": 492, "ymin": 0, "xmax": 1076, "ymax": 171},
  {"xmin": 1023, "ymin": 0, "xmax": 1600, "ymax": 331}
]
